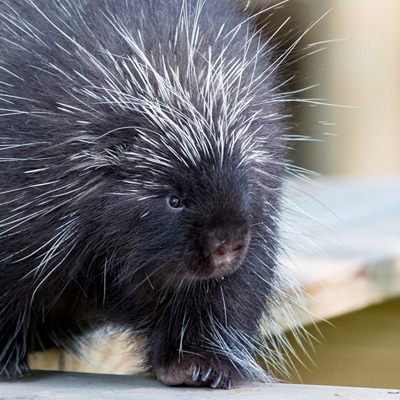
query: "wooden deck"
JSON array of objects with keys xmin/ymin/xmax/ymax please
[{"xmin": 1, "ymin": 371, "xmax": 397, "ymax": 400}]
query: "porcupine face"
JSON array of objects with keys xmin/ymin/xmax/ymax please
[
  {"xmin": 176, "ymin": 168, "xmax": 252, "ymax": 280},
  {"xmin": 103, "ymin": 125, "xmax": 258, "ymax": 286},
  {"xmin": 154, "ymin": 166, "xmax": 252, "ymax": 281}
]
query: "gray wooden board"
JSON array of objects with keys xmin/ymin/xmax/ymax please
[
  {"xmin": 283, "ymin": 176, "xmax": 400, "ymax": 258},
  {"xmin": 282, "ymin": 177, "xmax": 400, "ymax": 259},
  {"xmin": 280, "ymin": 177, "xmax": 400, "ymax": 320},
  {"xmin": 0, "ymin": 372, "xmax": 398, "ymax": 400}
]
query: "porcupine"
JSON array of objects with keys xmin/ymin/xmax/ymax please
[{"xmin": 0, "ymin": 0, "xmax": 295, "ymax": 389}]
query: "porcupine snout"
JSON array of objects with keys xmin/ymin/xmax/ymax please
[
  {"xmin": 184, "ymin": 170, "xmax": 253, "ymax": 280},
  {"xmin": 196, "ymin": 200, "xmax": 251, "ymax": 279}
]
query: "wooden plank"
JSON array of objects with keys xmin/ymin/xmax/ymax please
[
  {"xmin": 0, "ymin": 371, "xmax": 397, "ymax": 400},
  {"xmin": 281, "ymin": 177, "xmax": 400, "ymax": 321}
]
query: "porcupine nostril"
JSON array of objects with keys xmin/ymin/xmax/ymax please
[{"xmin": 211, "ymin": 239, "xmax": 247, "ymax": 266}]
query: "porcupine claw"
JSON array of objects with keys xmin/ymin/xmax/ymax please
[
  {"xmin": 201, "ymin": 366, "xmax": 212, "ymax": 381},
  {"xmin": 211, "ymin": 372, "xmax": 223, "ymax": 388},
  {"xmin": 192, "ymin": 364, "xmax": 201, "ymax": 381},
  {"xmin": 191, "ymin": 363, "xmax": 230, "ymax": 389}
]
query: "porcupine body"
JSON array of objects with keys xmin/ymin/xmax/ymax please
[{"xmin": 0, "ymin": 0, "xmax": 287, "ymax": 389}]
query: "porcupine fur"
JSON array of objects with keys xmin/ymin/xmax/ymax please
[{"xmin": 0, "ymin": 0, "xmax": 303, "ymax": 389}]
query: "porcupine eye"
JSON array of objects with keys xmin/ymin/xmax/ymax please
[{"xmin": 167, "ymin": 195, "xmax": 184, "ymax": 210}]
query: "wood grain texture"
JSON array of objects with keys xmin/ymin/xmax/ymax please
[
  {"xmin": 0, "ymin": 371, "xmax": 397, "ymax": 400},
  {"xmin": 282, "ymin": 177, "xmax": 400, "ymax": 322}
]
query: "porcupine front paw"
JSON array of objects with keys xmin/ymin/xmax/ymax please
[
  {"xmin": 154, "ymin": 358, "xmax": 234, "ymax": 389},
  {"xmin": 0, "ymin": 358, "xmax": 31, "ymax": 379}
]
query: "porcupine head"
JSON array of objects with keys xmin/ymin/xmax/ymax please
[{"xmin": 0, "ymin": 0, "xmax": 286, "ymax": 389}]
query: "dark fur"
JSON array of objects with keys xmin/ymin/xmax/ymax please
[{"xmin": 0, "ymin": 0, "xmax": 285, "ymax": 388}]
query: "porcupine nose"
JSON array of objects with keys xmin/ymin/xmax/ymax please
[{"xmin": 210, "ymin": 236, "xmax": 249, "ymax": 268}]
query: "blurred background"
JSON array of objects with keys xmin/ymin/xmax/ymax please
[
  {"xmin": 258, "ymin": 0, "xmax": 400, "ymax": 177},
  {"xmin": 256, "ymin": 0, "xmax": 400, "ymax": 390},
  {"xmin": 29, "ymin": 0, "xmax": 400, "ymax": 391}
]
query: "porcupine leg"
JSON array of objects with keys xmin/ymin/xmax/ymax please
[
  {"xmin": 152, "ymin": 349, "xmax": 237, "ymax": 389},
  {"xmin": 0, "ymin": 321, "xmax": 31, "ymax": 379},
  {"xmin": 0, "ymin": 292, "xmax": 95, "ymax": 378},
  {"xmin": 0, "ymin": 354, "xmax": 31, "ymax": 379},
  {"xmin": 148, "ymin": 326, "xmax": 236, "ymax": 389},
  {"xmin": 148, "ymin": 278, "xmax": 264, "ymax": 389},
  {"xmin": 0, "ymin": 317, "xmax": 75, "ymax": 378}
]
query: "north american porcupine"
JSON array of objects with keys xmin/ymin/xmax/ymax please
[{"xmin": 0, "ymin": 0, "xmax": 302, "ymax": 389}]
